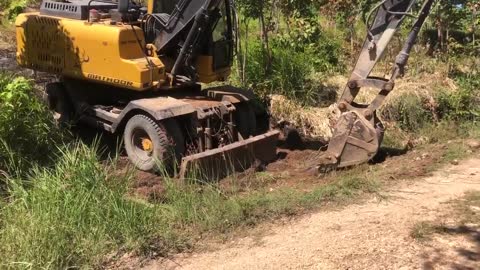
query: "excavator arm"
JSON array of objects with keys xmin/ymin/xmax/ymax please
[{"xmin": 315, "ymin": 0, "xmax": 436, "ymax": 172}]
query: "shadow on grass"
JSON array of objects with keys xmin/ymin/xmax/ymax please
[{"xmin": 70, "ymin": 123, "xmax": 124, "ymax": 160}]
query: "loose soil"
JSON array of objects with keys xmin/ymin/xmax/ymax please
[{"xmin": 139, "ymin": 155, "xmax": 480, "ymax": 270}]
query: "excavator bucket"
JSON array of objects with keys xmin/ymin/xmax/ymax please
[
  {"xmin": 314, "ymin": 0, "xmax": 435, "ymax": 173},
  {"xmin": 316, "ymin": 111, "xmax": 383, "ymax": 171}
]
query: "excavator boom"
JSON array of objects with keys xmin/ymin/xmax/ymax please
[{"xmin": 315, "ymin": 0, "xmax": 436, "ymax": 172}]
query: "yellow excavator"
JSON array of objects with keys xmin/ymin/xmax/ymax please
[{"xmin": 15, "ymin": 0, "xmax": 435, "ymax": 178}]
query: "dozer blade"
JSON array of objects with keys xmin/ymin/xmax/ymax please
[
  {"xmin": 314, "ymin": 111, "xmax": 383, "ymax": 173},
  {"xmin": 178, "ymin": 130, "xmax": 280, "ymax": 181}
]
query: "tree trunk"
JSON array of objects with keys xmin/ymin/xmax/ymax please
[
  {"xmin": 259, "ymin": 13, "xmax": 271, "ymax": 74},
  {"xmin": 242, "ymin": 19, "xmax": 249, "ymax": 85},
  {"xmin": 436, "ymin": 16, "xmax": 444, "ymax": 51},
  {"xmin": 235, "ymin": 14, "xmax": 244, "ymax": 85}
]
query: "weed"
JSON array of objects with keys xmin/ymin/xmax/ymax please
[
  {"xmin": 410, "ymin": 221, "xmax": 437, "ymax": 241},
  {"xmin": 381, "ymin": 126, "xmax": 409, "ymax": 149},
  {"xmin": 381, "ymin": 93, "xmax": 433, "ymax": 132}
]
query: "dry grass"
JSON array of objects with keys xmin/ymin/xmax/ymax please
[
  {"xmin": 270, "ymin": 95, "xmax": 335, "ymax": 140},
  {"xmin": 269, "ymin": 72, "xmax": 461, "ymax": 140}
]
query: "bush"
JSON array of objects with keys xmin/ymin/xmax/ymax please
[
  {"xmin": 0, "ymin": 73, "xmax": 64, "ymax": 174},
  {"xmin": 381, "ymin": 73, "xmax": 479, "ymax": 132},
  {"xmin": 380, "ymin": 93, "xmax": 433, "ymax": 131},
  {"xmin": 3, "ymin": 0, "xmax": 26, "ymax": 21},
  {"xmin": 0, "ymin": 143, "xmax": 165, "ymax": 269},
  {"xmin": 240, "ymin": 32, "xmax": 342, "ymax": 105},
  {"xmin": 436, "ymin": 75, "xmax": 480, "ymax": 121}
]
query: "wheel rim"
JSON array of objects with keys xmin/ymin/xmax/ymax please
[{"xmin": 131, "ymin": 128, "xmax": 155, "ymax": 161}]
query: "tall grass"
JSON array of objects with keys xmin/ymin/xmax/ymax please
[
  {"xmin": 0, "ymin": 143, "xmax": 167, "ymax": 269},
  {"xmin": 0, "ymin": 141, "xmax": 383, "ymax": 269},
  {"xmin": 234, "ymin": 24, "xmax": 343, "ymax": 106}
]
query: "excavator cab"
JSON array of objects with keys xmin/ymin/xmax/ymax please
[{"xmin": 145, "ymin": 0, "xmax": 234, "ymax": 83}]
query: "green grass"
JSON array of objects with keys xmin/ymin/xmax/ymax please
[
  {"xmin": 0, "ymin": 74, "xmax": 67, "ymax": 175},
  {"xmin": 0, "ymin": 143, "xmax": 171, "ymax": 269},
  {"xmin": 160, "ymin": 163, "xmax": 381, "ymax": 233}
]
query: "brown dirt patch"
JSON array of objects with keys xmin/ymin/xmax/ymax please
[
  {"xmin": 130, "ymin": 167, "xmax": 167, "ymax": 202},
  {"xmin": 127, "ymin": 139, "xmax": 452, "ymax": 202}
]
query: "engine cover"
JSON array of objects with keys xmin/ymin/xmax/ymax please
[{"xmin": 15, "ymin": 13, "xmax": 165, "ymax": 91}]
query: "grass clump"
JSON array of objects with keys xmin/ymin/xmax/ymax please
[
  {"xmin": 410, "ymin": 221, "xmax": 438, "ymax": 241},
  {"xmin": 0, "ymin": 143, "xmax": 166, "ymax": 269}
]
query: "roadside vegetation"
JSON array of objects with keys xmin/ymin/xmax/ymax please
[{"xmin": 0, "ymin": 0, "xmax": 479, "ymax": 269}]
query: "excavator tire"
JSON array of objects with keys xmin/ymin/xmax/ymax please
[
  {"xmin": 124, "ymin": 115, "xmax": 185, "ymax": 173},
  {"xmin": 234, "ymin": 102, "xmax": 257, "ymax": 140}
]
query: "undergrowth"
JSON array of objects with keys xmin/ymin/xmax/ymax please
[
  {"xmin": 233, "ymin": 27, "xmax": 343, "ymax": 106},
  {"xmin": 0, "ymin": 73, "xmax": 66, "ymax": 175},
  {"xmin": 381, "ymin": 73, "xmax": 479, "ymax": 133}
]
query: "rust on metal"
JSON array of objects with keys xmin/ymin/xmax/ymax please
[{"xmin": 179, "ymin": 130, "xmax": 280, "ymax": 181}]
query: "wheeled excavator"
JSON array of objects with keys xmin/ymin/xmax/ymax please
[{"xmin": 14, "ymin": 0, "xmax": 435, "ymax": 178}]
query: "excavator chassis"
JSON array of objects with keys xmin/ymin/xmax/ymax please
[{"xmin": 49, "ymin": 79, "xmax": 279, "ymax": 180}]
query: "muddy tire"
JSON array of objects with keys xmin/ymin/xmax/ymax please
[
  {"xmin": 46, "ymin": 82, "xmax": 73, "ymax": 126},
  {"xmin": 124, "ymin": 115, "xmax": 184, "ymax": 173},
  {"xmin": 234, "ymin": 102, "xmax": 257, "ymax": 140}
]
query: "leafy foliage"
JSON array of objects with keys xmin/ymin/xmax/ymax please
[
  {"xmin": 0, "ymin": 74, "xmax": 65, "ymax": 174},
  {"xmin": 436, "ymin": 75, "xmax": 480, "ymax": 121}
]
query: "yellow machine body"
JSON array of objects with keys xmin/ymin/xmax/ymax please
[
  {"xmin": 15, "ymin": 13, "xmax": 165, "ymax": 91},
  {"xmin": 196, "ymin": 55, "xmax": 231, "ymax": 83}
]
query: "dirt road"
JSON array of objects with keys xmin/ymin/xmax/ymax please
[{"xmin": 143, "ymin": 157, "xmax": 480, "ymax": 270}]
